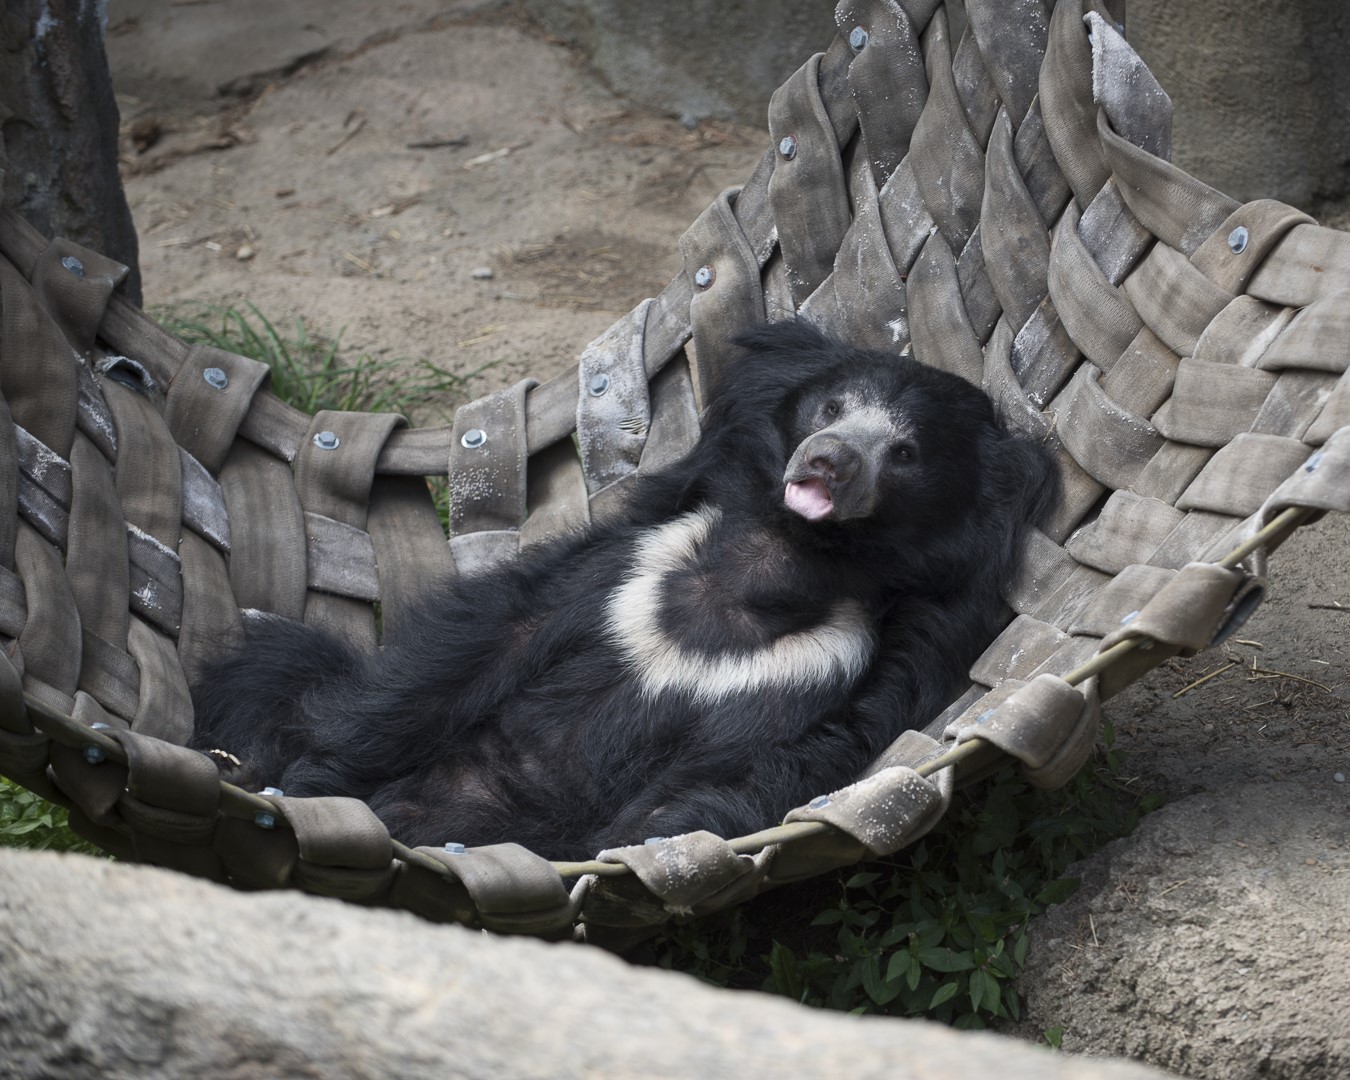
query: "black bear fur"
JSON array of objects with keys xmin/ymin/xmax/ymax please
[{"xmin": 191, "ymin": 321, "xmax": 1057, "ymax": 861}]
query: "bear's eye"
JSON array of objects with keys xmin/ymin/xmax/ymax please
[
  {"xmin": 823, "ymin": 399, "xmax": 841, "ymax": 419},
  {"xmin": 890, "ymin": 443, "xmax": 915, "ymax": 463}
]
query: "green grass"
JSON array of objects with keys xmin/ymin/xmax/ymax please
[
  {"xmin": 650, "ymin": 725, "xmax": 1158, "ymax": 1029},
  {"xmin": 156, "ymin": 302, "xmax": 493, "ymax": 419}
]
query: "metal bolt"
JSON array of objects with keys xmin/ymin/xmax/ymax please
[
  {"xmin": 694, "ymin": 264, "xmax": 715, "ymax": 289},
  {"xmin": 83, "ymin": 744, "xmax": 106, "ymax": 765},
  {"xmin": 1304, "ymin": 450, "xmax": 1323, "ymax": 473},
  {"xmin": 643, "ymin": 836, "xmax": 666, "ymax": 845},
  {"xmin": 1228, "ymin": 226, "xmax": 1249, "ymax": 254},
  {"xmin": 313, "ymin": 430, "xmax": 340, "ymax": 451},
  {"xmin": 261, "ymin": 787, "xmax": 284, "ymax": 797},
  {"xmin": 61, "ymin": 255, "xmax": 85, "ymax": 278},
  {"xmin": 588, "ymin": 372, "xmax": 611, "ymax": 397},
  {"xmin": 443, "ymin": 842, "xmax": 467, "ymax": 855},
  {"xmin": 808, "ymin": 795, "xmax": 831, "ymax": 810},
  {"xmin": 778, "ymin": 134, "xmax": 798, "ymax": 160},
  {"xmin": 204, "ymin": 366, "xmax": 229, "ymax": 390},
  {"xmin": 254, "ymin": 812, "xmax": 277, "ymax": 829},
  {"xmin": 460, "ymin": 428, "xmax": 487, "ymax": 449},
  {"xmin": 849, "ymin": 25, "xmax": 869, "ymax": 51}
]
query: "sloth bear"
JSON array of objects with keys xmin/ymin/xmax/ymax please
[{"xmin": 191, "ymin": 321, "xmax": 1056, "ymax": 862}]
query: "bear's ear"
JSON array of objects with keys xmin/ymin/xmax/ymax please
[
  {"xmin": 977, "ymin": 424, "xmax": 1060, "ymax": 532},
  {"xmin": 730, "ymin": 319, "xmax": 836, "ymax": 357},
  {"xmin": 710, "ymin": 319, "xmax": 851, "ymax": 417}
]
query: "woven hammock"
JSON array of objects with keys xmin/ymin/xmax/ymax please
[{"xmin": 1, "ymin": 0, "xmax": 1348, "ymax": 944}]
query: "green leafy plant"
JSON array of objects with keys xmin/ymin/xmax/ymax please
[
  {"xmin": 652, "ymin": 726, "xmax": 1159, "ymax": 1028},
  {"xmin": 0, "ymin": 777, "xmax": 101, "ymax": 854}
]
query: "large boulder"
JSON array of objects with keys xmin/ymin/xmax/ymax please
[
  {"xmin": 0, "ymin": 847, "xmax": 1169, "ymax": 1080},
  {"xmin": 1014, "ymin": 782, "xmax": 1350, "ymax": 1079}
]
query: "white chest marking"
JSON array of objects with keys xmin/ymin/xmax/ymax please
[{"xmin": 605, "ymin": 506, "xmax": 876, "ymax": 705}]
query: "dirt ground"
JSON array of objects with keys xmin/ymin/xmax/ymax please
[
  {"xmin": 107, "ymin": 0, "xmax": 768, "ymax": 411},
  {"xmin": 106, "ymin": 2, "xmax": 1348, "ymax": 1076}
]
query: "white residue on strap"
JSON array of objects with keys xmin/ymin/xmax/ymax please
[
  {"xmin": 132, "ymin": 578, "xmax": 160, "ymax": 608},
  {"xmin": 77, "ymin": 386, "xmax": 117, "ymax": 446},
  {"xmin": 34, "ymin": 1, "xmax": 58, "ymax": 42},
  {"xmin": 126, "ymin": 521, "xmax": 180, "ymax": 562},
  {"xmin": 15, "ymin": 425, "xmax": 72, "ymax": 492}
]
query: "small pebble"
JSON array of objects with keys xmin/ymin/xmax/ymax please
[
  {"xmin": 235, "ymin": 244, "xmax": 255, "ymax": 261},
  {"xmin": 1334, "ymin": 771, "xmax": 1346, "ymax": 783},
  {"xmin": 471, "ymin": 266, "xmax": 494, "ymax": 280}
]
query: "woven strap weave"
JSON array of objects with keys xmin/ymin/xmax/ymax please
[{"xmin": 1, "ymin": 0, "xmax": 1348, "ymax": 939}]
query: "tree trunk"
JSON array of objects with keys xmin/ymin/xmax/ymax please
[{"xmin": 0, "ymin": 0, "xmax": 141, "ymax": 303}]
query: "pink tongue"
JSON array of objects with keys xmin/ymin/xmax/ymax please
[{"xmin": 785, "ymin": 478, "xmax": 834, "ymax": 521}]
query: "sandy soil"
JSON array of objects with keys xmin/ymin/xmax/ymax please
[
  {"xmin": 106, "ymin": 2, "xmax": 1348, "ymax": 1074},
  {"xmin": 108, "ymin": 0, "xmax": 768, "ymax": 412}
]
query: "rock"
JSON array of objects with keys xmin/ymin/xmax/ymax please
[
  {"xmin": 521, "ymin": 0, "xmax": 822, "ymax": 126},
  {"xmin": 1130, "ymin": 0, "xmax": 1350, "ymax": 208},
  {"xmin": 1014, "ymin": 782, "xmax": 1350, "ymax": 1079},
  {"xmin": 0, "ymin": 848, "xmax": 1169, "ymax": 1080}
]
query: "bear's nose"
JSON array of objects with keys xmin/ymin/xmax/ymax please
[{"xmin": 804, "ymin": 433, "xmax": 860, "ymax": 484}]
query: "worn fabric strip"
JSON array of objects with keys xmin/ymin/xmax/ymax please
[
  {"xmin": 163, "ymin": 343, "xmax": 271, "ymax": 474},
  {"xmin": 784, "ymin": 762, "xmax": 954, "ymax": 857},
  {"xmin": 768, "ymin": 52, "xmax": 854, "ymax": 306},
  {"xmin": 577, "ymin": 300, "xmax": 653, "ymax": 497},
  {"xmin": 1048, "ymin": 200, "xmax": 1142, "ymax": 370},
  {"xmin": 981, "ymin": 108, "xmax": 1051, "ymax": 336},
  {"xmin": 835, "ymin": 0, "xmax": 928, "ymax": 186}
]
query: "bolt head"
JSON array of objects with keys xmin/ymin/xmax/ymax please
[
  {"xmin": 313, "ymin": 430, "xmax": 340, "ymax": 450},
  {"xmin": 849, "ymin": 25, "xmax": 869, "ymax": 51},
  {"xmin": 808, "ymin": 795, "xmax": 831, "ymax": 810},
  {"xmin": 261, "ymin": 786, "xmax": 285, "ymax": 797},
  {"xmin": 1228, "ymin": 225, "xmax": 1249, "ymax": 254},
  {"xmin": 588, "ymin": 372, "xmax": 611, "ymax": 397},
  {"xmin": 694, "ymin": 265, "xmax": 715, "ymax": 289},
  {"xmin": 460, "ymin": 428, "xmax": 487, "ymax": 450},
  {"xmin": 61, "ymin": 255, "xmax": 85, "ymax": 278},
  {"xmin": 203, "ymin": 366, "xmax": 229, "ymax": 390},
  {"xmin": 778, "ymin": 134, "xmax": 798, "ymax": 160},
  {"xmin": 254, "ymin": 812, "xmax": 277, "ymax": 830},
  {"xmin": 444, "ymin": 842, "xmax": 467, "ymax": 855},
  {"xmin": 83, "ymin": 744, "xmax": 106, "ymax": 765}
]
